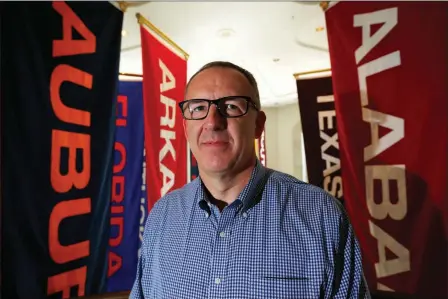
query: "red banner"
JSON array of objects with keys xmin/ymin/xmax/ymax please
[
  {"xmin": 140, "ymin": 24, "xmax": 188, "ymax": 213},
  {"xmin": 325, "ymin": 2, "xmax": 447, "ymax": 298}
]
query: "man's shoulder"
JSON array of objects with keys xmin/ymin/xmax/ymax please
[
  {"xmin": 151, "ymin": 178, "xmax": 199, "ymax": 212},
  {"xmin": 266, "ymin": 168, "xmax": 344, "ymax": 215},
  {"xmin": 267, "ymin": 168, "xmax": 329, "ymax": 196},
  {"xmin": 265, "ymin": 169, "xmax": 348, "ymax": 243}
]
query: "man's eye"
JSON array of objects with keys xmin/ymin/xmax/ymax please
[{"xmin": 190, "ymin": 105, "xmax": 206, "ymax": 112}]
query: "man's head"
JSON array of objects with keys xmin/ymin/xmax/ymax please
[{"xmin": 180, "ymin": 61, "xmax": 266, "ymax": 176}]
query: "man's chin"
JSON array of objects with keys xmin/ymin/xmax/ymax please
[
  {"xmin": 203, "ymin": 162, "xmax": 230, "ymax": 173},
  {"xmin": 199, "ymin": 158, "xmax": 233, "ymax": 174},
  {"xmin": 200, "ymin": 143, "xmax": 230, "ymax": 152}
]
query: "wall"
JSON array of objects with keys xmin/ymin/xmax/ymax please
[{"xmin": 262, "ymin": 103, "xmax": 306, "ymax": 181}]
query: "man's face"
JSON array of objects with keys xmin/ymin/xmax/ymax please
[{"xmin": 183, "ymin": 67, "xmax": 266, "ymax": 175}]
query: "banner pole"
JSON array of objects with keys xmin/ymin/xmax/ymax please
[
  {"xmin": 136, "ymin": 13, "xmax": 189, "ymax": 60},
  {"xmin": 119, "ymin": 72, "xmax": 143, "ymax": 78},
  {"xmin": 293, "ymin": 68, "xmax": 331, "ymax": 79}
]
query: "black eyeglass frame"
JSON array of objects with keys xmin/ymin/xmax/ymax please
[{"xmin": 178, "ymin": 96, "xmax": 259, "ymax": 120}]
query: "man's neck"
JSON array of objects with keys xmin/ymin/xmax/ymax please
[{"xmin": 200, "ymin": 158, "xmax": 257, "ymax": 208}]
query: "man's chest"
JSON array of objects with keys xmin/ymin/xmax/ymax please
[{"xmin": 143, "ymin": 209, "xmax": 325, "ymax": 299}]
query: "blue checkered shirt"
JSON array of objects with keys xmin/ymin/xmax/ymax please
[{"xmin": 130, "ymin": 160, "xmax": 370, "ymax": 298}]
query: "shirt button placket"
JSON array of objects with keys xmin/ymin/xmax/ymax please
[{"xmin": 209, "ymin": 207, "xmax": 233, "ymax": 299}]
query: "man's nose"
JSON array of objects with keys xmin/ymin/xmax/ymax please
[{"xmin": 203, "ymin": 104, "xmax": 226, "ymax": 130}]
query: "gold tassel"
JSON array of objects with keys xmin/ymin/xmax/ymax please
[
  {"xmin": 319, "ymin": 1, "xmax": 330, "ymax": 11},
  {"xmin": 117, "ymin": 1, "xmax": 129, "ymax": 12}
]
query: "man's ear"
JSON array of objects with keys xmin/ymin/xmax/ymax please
[{"xmin": 255, "ymin": 111, "xmax": 266, "ymax": 139}]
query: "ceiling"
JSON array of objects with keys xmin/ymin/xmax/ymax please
[{"xmin": 117, "ymin": 1, "xmax": 331, "ymax": 107}]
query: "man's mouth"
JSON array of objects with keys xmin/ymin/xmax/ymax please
[{"xmin": 202, "ymin": 141, "xmax": 229, "ymax": 146}]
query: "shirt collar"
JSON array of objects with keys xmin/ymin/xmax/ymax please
[{"xmin": 197, "ymin": 158, "xmax": 267, "ymax": 212}]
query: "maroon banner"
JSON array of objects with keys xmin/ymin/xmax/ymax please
[
  {"xmin": 140, "ymin": 20, "xmax": 188, "ymax": 213},
  {"xmin": 325, "ymin": 2, "xmax": 447, "ymax": 298},
  {"xmin": 295, "ymin": 73, "xmax": 343, "ymax": 202}
]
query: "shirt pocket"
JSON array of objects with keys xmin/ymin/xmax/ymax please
[
  {"xmin": 253, "ymin": 255, "xmax": 321, "ymax": 299},
  {"xmin": 252, "ymin": 276, "xmax": 319, "ymax": 299}
]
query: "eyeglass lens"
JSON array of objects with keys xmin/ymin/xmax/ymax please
[{"xmin": 182, "ymin": 98, "xmax": 248, "ymax": 119}]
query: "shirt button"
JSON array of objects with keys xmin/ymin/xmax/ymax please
[
  {"xmin": 219, "ymin": 231, "xmax": 226, "ymax": 238},
  {"xmin": 204, "ymin": 212, "xmax": 209, "ymax": 218},
  {"xmin": 215, "ymin": 278, "xmax": 221, "ymax": 285},
  {"xmin": 242, "ymin": 212, "xmax": 248, "ymax": 218}
]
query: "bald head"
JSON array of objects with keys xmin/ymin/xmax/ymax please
[{"xmin": 186, "ymin": 61, "xmax": 261, "ymax": 109}]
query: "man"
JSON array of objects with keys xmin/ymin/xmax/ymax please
[{"xmin": 130, "ymin": 61, "xmax": 371, "ymax": 299}]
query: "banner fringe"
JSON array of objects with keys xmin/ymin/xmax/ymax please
[{"xmin": 136, "ymin": 12, "xmax": 189, "ymax": 60}]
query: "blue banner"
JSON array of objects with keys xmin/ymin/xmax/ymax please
[
  {"xmin": 0, "ymin": 2, "xmax": 123, "ymax": 298},
  {"xmin": 107, "ymin": 80, "xmax": 147, "ymax": 292}
]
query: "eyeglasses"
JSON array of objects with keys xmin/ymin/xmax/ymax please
[{"xmin": 178, "ymin": 96, "xmax": 259, "ymax": 120}]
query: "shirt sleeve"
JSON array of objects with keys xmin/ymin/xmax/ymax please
[
  {"xmin": 325, "ymin": 206, "xmax": 372, "ymax": 299},
  {"xmin": 129, "ymin": 244, "xmax": 145, "ymax": 299},
  {"xmin": 129, "ymin": 200, "xmax": 158, "ymax": 299},
  {"xmin": 128, "ymin": 197, "xmax": 165, "ymax": 299}
]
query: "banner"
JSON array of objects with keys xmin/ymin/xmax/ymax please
[
  {"xmin": 1, "ymin": 2, "xmax": 123, "ymax": 298},
  {"xmin": 139, "ymin": 16, "xmax": 188, "ymax": 213},
  {"xmin": 107, "ymin": 80, "xmax": 147, "ymax": 292},
  {"xmin": 295, "ymin": 74, "xmax": 343, "ymax": 202},
  {"xmin": 189, "ymin": 150, "xmax": 199, "ymax": 182},
  {"xmin": 255, "ymin": 129, "xmax": 267, "ymax": 167},
  {"xmin": 0, "ymin": 2, "xmax": 3, "ymax": 293},
  {"xmin": 325, "ymin": 2, "xmax": 447, "ymax": 298}
]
